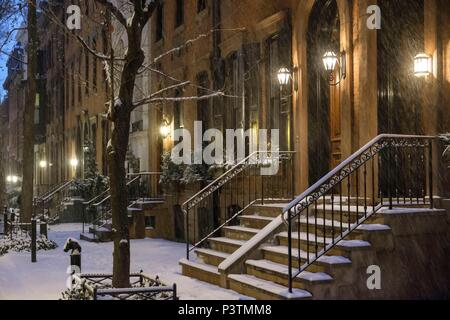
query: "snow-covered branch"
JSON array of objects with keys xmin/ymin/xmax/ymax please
[{"xmin": 151, "ymin": 28, "xmax": 246, "ymax": 65}]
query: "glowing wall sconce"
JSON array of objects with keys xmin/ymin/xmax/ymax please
[
  {"xmin": 160, "ymin": 119, "xmax": 171, "ymax": 139},
  {"xmin": 414, "ymin": 53, "xmax": 432, "ymax": 78},
  {"xmin": 323, "ymin": 50, "xmax": 346, "ymax": 86},
  {"xmin": 277, "ymin": 66, "xmax": 299, "ymax": 91}
]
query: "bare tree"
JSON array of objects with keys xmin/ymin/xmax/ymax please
[
  {"xmin": 41, "ymin": 0, "xmax": 237, "ymax": 287},
  {"xmin": 20, "ymin": 0, "xmax": 37, "ymax": 223}
]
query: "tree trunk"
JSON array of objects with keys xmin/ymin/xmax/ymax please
[
  {"xmin": 20, "ymin": 0, "xmax": 37, "ymax": 223},
  {"xmin": 109, "ymin": 108, "xmax": 132, "ymax": 288},
  {"xmin": 0, "ymin": 116, "xmax": 5, "ymax": 213}
]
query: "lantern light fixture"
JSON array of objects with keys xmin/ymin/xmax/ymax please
[
  {"xmin": 70, "ymin": 158, "xmax": 79, "ymax": 168},
  {"xmin": 160, "ymin": 119, "xmax": 171, "ymax": 138},
  {"xmin": 39, "ymin": 160, "xmax": 47, "ymax": 168},
  {"xmin": 414, "ymin": 53, "xmax": 432, "ymax": 77},
  {"xmin": 322, "ymin": 50, "xmax": 346, "ymax": 86},
  {"xmin": 277, "ymin": 67, "xmax": 291, "ymax": 86}
]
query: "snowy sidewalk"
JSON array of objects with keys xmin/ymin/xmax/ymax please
[{"xmin": 0, "ymin": 224, "xmax": 244, "ymax": 300}]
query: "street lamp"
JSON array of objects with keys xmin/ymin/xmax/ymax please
[
  {"xmin": 39, "ymin": 160, "xmax": 47, "ymax": 168},
  {"xmin": 322, "ymin": 50, "xmax": 346, "ymax": 86},
  {"xmin": 414, "ymin": 53, "xmax": 432, "ymax": 77},
  {"xmin": 6, "ymin": 175, "xmax": 19, "ymax": 184},
  {"xmin": 70, "ymin": 158, "xmax": 79, "ymax": 168}
]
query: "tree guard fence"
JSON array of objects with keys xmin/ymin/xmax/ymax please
[{"xmin": 72, "ymin": 272, "xmax": 178, "ymax": 300}]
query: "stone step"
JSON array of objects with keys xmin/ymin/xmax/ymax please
[
  {"xmin": 179, "ymin": 259, "xmax": 221, "ymax": 286},
  {"xmin": 276, "ymin": 231, "xmax": 372, "ymax": 256},
  {"xmin": 195, "ymin": 248, "xmax": 230, "ymax": 267},
  {"xmin": 223, "ymin": 225, "xmax": 260, "ymax": 241},
  {"xmin": 245, "ymin": 259, "xmax": 333, "ymax": 291},
  {"xmin": 228, "ymin": 274, "xmax": 312, "ymax": 300},
  {"xmin": 249, "ymin": 204, "xmax": 286, "ymax": 218},
  {"xmin": 296, "ymin": 217, "xmax": 391, "ymax": 238},
  {"xmin": 79, "ymin": 232, "xmax": 102, "ymax": 243},
  {"xmin": 238, "ymin": 215, "xmax": 275, "ymax": 229},
  {"xmin": 262, "ymin": 245, "xmax": 352, "ymax": 274},
  {"xmin": 209, "ymin": 237, "xmax": 246, "ymax": 254}
]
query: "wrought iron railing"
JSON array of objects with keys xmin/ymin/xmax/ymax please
[
  {"xmin": 84, "ymin": 173, "xmax": 162, "ymax": 237},
  {"xmin": 34, "ymin": 180, "xmax": 75, "ymax": 221},
  {"xmin": 283, "ymin": 134, "xmax": 436, "ymax": 293},
  {"xmin": 183, "ymin": 151, "xmax": 295, "ymax": 260}
]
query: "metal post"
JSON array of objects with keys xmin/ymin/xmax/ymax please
[
  {"xmin": 71, "ymin": 252, "xmax": 81, "ymax": 273},
  {"xmin": 173, "ymin": 284, "xmax": 177, "ymax": 300},
  {"xmin": 428, "ymin": 141, "xmax": 433, "ymax": 209},
  {"xmin": 186, "ymin": 208, "xmax": 190, "ymax": 260},
  {"xmin": 31, "ymin": 218, "xmax": 37, "ymax": 263},
  {"xmin": 287, "ymin": 209, "xmax": 293, "ymax": 293},
  {"xmin": 3, "ymin": 206, "xmax": 8, "ymax": 235}
]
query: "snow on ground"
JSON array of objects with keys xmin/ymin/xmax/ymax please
[{"xmin": 0, "ymin": 223, "xmax": 245, "ymax": 300}]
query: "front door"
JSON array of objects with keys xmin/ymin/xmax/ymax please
[{"xmin": 307, "ymin": 0, "xmax": 341, "ymax": 185}]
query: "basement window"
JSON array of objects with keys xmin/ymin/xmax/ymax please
[
  {"xmin": 175, "ymin": 0, "xmax": 184, "ymax": 28},
  {"xmin": 155, "ymin": 2, "xmax": 164, "ymax": 42},
  {"xmin": 145, "ymin": 216, "xmax": 156, "ymax": 229},
  {"xmin": 198, "ymin": 0, "xmax": 206, "ymax": 13}
]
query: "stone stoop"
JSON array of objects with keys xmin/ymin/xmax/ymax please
[{"xmin": 180, "ymin": 200, "xmax": 449, "ymax": 300}]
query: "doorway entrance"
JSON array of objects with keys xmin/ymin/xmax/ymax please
[{"xmin": 307, "ymin": 0, "xmax": 341, "ymax": 185}]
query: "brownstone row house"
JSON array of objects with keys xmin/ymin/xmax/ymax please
[
  {"xmin": 0, "ymin": 0, "xmax": 448, "ymax": 299},
  {"xmin": 147, "ymin": 0, "xmax": 449, "ymax": 299}
]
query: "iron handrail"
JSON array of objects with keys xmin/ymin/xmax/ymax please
[
  {"xmin": 92, "ymin": 175, "xmax": 141, "ymax": 207},
  {"xmin": 38, "ymin": 180, "xmax": 75, "ymax": 203},
  {"xmin": 282, "ymin": 134, "xmax": 436, "ymax": 293},
  {"xmin": 183, "ymin": 151, "xmax": 296, "ymax": 260},
  {"xmin": 182, "ymin": 151, "xmax": 296, "ymax": 211},
  {"xmin": 283, "ymin": 134, "xmax": 435, "ymax": 215}
]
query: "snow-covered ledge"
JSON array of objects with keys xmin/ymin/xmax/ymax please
[{"xmin": 217, "ymin": 213, "xmax": 288, "ymax": 288}]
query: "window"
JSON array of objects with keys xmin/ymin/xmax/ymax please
[
  {"xmin": 174, "ymin": 89, "xmax": 184, "ymax": 129},
  {"xmin": 92, "ymin": 38, "xmax": 97, "ymax": 91},
  {"xmin": 155, "ymin": 2, "xmax": 164, "ymax": 41},
  {"xmin": 267, "ymin": 32, "xmax": 291, "ymax": 152},
  {"xmin": 85, "ymin": 50, "xmax": 89, "ymax": 95},
  {"xmin": 198, "ymin": 0, "xmax": 206, "ymax": 13},
  {"xmin": 175, "ymin": 0, "xmax": 184, "ymax": 28},
  {"xmin": 71, "ymin": 62, "xmax": 75, "ymax": 107},
  {"xmin": 196, "ymin": 72, "xmax": 210, "ymax": 131},
  {"xmin": 78, "ymin": 52, "xmax": 82, "ymax": 103},
  {"xmin": 145, "ymin": 216, "xmax": 156, "ymax": 229}
]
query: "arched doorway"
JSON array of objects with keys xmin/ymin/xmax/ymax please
[
  {"xmin": 307, "ymin": 0, "xmax": 341, "ymax": 184},
  {"xmin": 377, "ymin": 0, "xmax": 425, "ymax": 197}
]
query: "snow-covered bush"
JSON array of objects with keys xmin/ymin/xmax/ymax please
[
  {"xmin": 0, "ymin": 234, "xmax": 58, "ymax": 256},
  {"xmin": 182, "ymin": 163, "xmax": 211, "ymax": 184},
  {"xmin": 60, "ymin": 288, "xmax": 90, "ymax": 300},
  {"xmin": 159, "ymin": 152, "xmax": 184, "ymax": 185}
]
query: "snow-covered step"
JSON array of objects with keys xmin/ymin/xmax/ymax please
[
  {"xmin": 208, "ymin": 237, "xmax": 246, "ymax": 254},
  {"xmin": 276, "ymin": 231, "xmax": 371, "ymax": 254},
  {"xmin": 223, "ymin": 226, "xmax": 260, "ymax": 241},
  {"xmin": 245, "ymin": 259, "xmax": 333, "ymax": 291},
  {"xmin": 179, "ymin": 259, "xmax": 221, "ymax": 286},
  {"xmin": 228, "ymin": 274, "xmax": 312, "ymax": 300},
  {"xmin": 195, "ymin": 248, "xmax": 230, "ymax": 267},
  {"xmin": 249, "ymin": 204, "xmax": 286, "ymax": 217},
  {"xmin": 79, "ymin": 233, "xmax": 102, "ymax": 243},
  {"xmin": 238, "ymin": 215, "xmax": 275, "ymax": 229},
  {"xmin": 262, "ymin": 245, "xmax": 351, "ymax": 273}
]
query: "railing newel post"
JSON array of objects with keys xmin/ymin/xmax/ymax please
[
  {"xmin": 428, "ymin": 140, "xmax": 433, "ymax": 209},
  {"xmin": 287, "ymin": 208, "xmax": 293, "ymax": 294}
]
